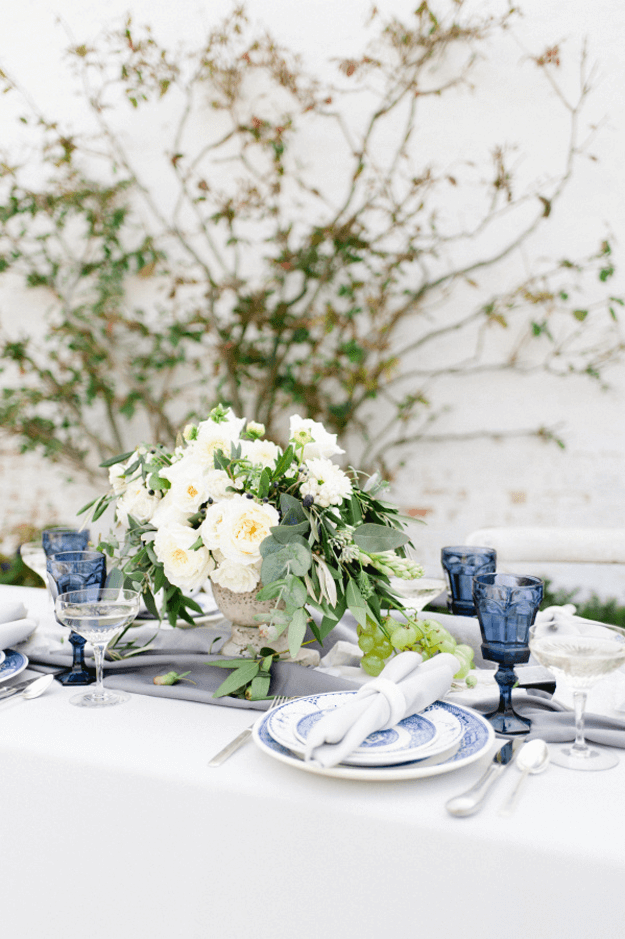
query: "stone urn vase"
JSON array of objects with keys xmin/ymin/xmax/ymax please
[{"xmin": 211, "ymin": 583, "xmax": 320, "ymax": 666}]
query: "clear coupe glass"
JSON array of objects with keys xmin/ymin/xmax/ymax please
[
  {"xmin": 19, "ymin": 541, "xmax": 48, "ymax": 585},
  {"xmin": 55, "ymin": 587, "xmax": 141, "ymax": 708},
  {"xmin": 530, "ymin": 621, "xmax": 625, "ymax": 771},
  {"xmin": 390, "ymin": 577, "xmax": 446, "ymax": 614}
]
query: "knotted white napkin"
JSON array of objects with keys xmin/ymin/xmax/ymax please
[
  {"xmin": 304, "ymin": 650, "xmax": 459, "ymax": 768},
  {"xmin": 0, "ymin": 598, "xmax": 37, "ymax": 650}
]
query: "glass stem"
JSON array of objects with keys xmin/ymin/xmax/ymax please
[
  {"xmin": 571, "ymin": 690, "xmax": 590, "ymax": 755},
  {"xmin": 92, "ymin": 643, "xmax": 106, "ymax": 697}
]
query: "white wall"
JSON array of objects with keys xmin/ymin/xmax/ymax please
[{"xmin": 1, "ymin": 0, "xmax": 624, "ymax": 599}]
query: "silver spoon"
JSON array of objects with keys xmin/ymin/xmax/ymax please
[
  {"xmin": 499, "ymin": 738, "xmax": 550, "ymax": 817},
  {"xmin": 0, "ymin": 674, "xmax": 54, "ymax": 704}
]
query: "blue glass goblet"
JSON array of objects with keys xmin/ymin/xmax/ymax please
[
  {"xmin": 42, "ymin": 527, "xmax": 90, "ymax": 557},
  {"xmin": 441, "ymin": 546, "xmax": 497, "ymax": 616},
  {"xmin": 47, "ymin": 550, "xmax": 106, "ymax": 686},
  {"xmin": 473, "ymin": 572, "xmax": 544, "ymax": 735}
]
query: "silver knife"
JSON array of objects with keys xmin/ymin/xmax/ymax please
[
  {"xmin": 208, "ymin": 725, "xmax": 255, "ymax": 767},
  {"xmin": 0, "ymin": 673, "xmax": 54, "ymax": 701},
  {"xmin": 445, "ymin": 737, "xmax": 524, "ymax": 817}
]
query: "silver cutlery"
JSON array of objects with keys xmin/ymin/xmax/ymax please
[
  {"xmin": 499, "ymin": 739, "xmax": 550, "ymax": 817},
  {"xmin": 0, "ymin": 673, "xmax": 55, "ymax": 703},
  {"xmin": 208, "ymin": 695, "xmax": 290, "ymax": 767},
  {"xmin": 446, "ymin": 737, "xmax": 524, "ymax": 817}
]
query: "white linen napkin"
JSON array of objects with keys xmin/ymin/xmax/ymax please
[
  {"xmin": 0, "ymin": 599, "xmax": 37, "ymax": 650},
  {"xmin": 304, "ymin": 650, "xmax": 459, "ymax": 768}
]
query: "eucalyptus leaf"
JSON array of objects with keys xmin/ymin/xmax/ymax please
[
  {"xmin": 288, "ymin": 607, "xmax": 308, "ymax": 659},
  {"xmin": 99, "ymin": 451, "xmax": 135, "ymax": 468},
  {"xmin": 261, "ymin": 541, "xmax": 311, "ymax": 583},
  {"xmin": 352, "ymin": 523, "xmax": 410, "ymax": 552},
  {"xmin": 279, "ymin": 492, "xmax": 306, "ymax": 525},
  {"xmin": 105, "ymin": 567, "xmax": 125, "ymax": 589},
  {"xmin": 270, "ymin": 521, "xmax": 309, "ymax": 543}
]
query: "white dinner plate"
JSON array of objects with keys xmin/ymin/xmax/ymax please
[
  {"xmin": 0, "ymin": 649, "xmax": 29, "ymax": 683},
  {"xmin": 253, "ymin": 698, "xmax": 494, "ymax": 780},
  {"xmin": 267, "ymin": 692, "xmax": 463, "ymax": 767}
]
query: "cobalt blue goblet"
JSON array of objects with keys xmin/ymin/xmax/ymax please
[
  {"xmin": 473, "ymin": 572, "xmax": 544, "ymax": 735},
  {"xmin": 42, "ymin": 527, "xmax": 90, "ymax": 557},
  {"xmin": 47, "ymin": 550, "xmax": 106, "ymax": 686},
  {"xmin": 441, "ymin": 546, "xmax": 497, "ymax": 616}
]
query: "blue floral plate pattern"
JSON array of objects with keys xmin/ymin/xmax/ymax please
[
  {"xmin": 0, "ymin": 649, "xmax": 29, "ymax": 683},
  {"xmin": 253, "ymin": 695, "xmax": 494, "ymax": 781}
]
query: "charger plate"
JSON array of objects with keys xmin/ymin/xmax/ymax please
[{"xmin": 253, "ymin": 696, "xmax": 494, "ymax": 781}]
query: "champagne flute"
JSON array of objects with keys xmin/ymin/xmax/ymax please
[
  {"xmin": 55, "ymin": 588, "xmax": 141, "ymax": 708},
  {"xmin": 530, "ymin": 621, "xmax": 625, "ymax": 770}
]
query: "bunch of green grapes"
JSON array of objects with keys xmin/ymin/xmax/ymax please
[{"xmin": 358, "ymin": 615, "xmax": 475, "ymax": 682}]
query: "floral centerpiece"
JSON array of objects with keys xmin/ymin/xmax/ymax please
[{"xmin": 82, "ymin": 405, "xmax": 473, "ymax": 697}]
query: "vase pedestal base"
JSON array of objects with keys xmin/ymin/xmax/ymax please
[{"xmin": 220, "ymin": 623, "xmax": 320, "ymax": 667}]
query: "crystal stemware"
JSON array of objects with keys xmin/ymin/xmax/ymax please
[
  {"xmin": 473, "ymin": 572, "xmax": 543, "ymax": 735},
  {"xmin": 43, "ymin": 527, "xmax": 90, "ymax": 558},
  {"xmin": 390, "ymin": 577, "xmax": 446, "ymax": 614},
  {"xmin": 55, "ymin": 588, "xmax": 141, "ymax": 708},
  {"xmin": 530, "ymin": 621, "xmax": 625, "ymax": 770},
  {"xmin": 19, "ymin": 541, "xmax": 48, "ymax": 585},
  {"xmin": 441, "ymin": 546, "xmax": 496, "ymax": 616},
  {"xmin": 47, "ymin": 550, "xmax": 106, "ymax": 686}
]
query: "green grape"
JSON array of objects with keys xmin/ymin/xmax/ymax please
[
  {"xmin": 435, "ymin": 637, "xmax": 457, "ymax": 655},
  {"xmin": 361, "ymin": 652, "xmax": 385, "ymax": 676},
  {"xmin": 465, "ymin": 674, "xmax": 477, "ymax": 689},
  {"xmin": 390, "ymin": 624, "xmax": 418, "ymax": 650},
  {"xmin": 358, "ymin": 634, "xmax": 376, "ymax": 655},
  {"xmin": 374, "ymin": 637, "xmax": 393, "ymax": 658},
  {"xmin": 360, "ymin": 617, "xmax": 378, "ymax": 636}
]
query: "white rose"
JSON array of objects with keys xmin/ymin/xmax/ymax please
[
  {"xmin": 150, "ymin": 491, "xmax": 192, "ymax": 528},
  {"xmin": 241, "ymin": 438, "xmax": 281, "ymax": 468},
  {"xmin": 192, "ymin": 413, "xmax": 246, "ymax": 466},
  {"xmin": 199, "ymin": 502, "xmax": 227, "ymax": 551},
  {"xmin": 217, "ymin": 496, "xmax": 279, "ymax": 566},
  {"xmin": 116, "ymin": 483, "xmax": 161, "ymax": 527},
  {"xmin": 159, "ymin": 455, "xmax": 212, "ymax": 514},
  {"xmin": 204, "ymin": 469, "xmax": 237, "ymax": 501},
  {"xmin": 210, "ymin": 558, "xmax": 261, "ymax": 593},
  {"xmin": 153, "ymin": 523, "xmax": 215, "ymax": 592},
  {"xmin": 289, "ymin": 414, "xmax": 344, "ymax": 460}
]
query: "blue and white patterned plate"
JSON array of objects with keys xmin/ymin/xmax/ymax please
[
  {"xmin": 0, "ymin": 649, "xmax": 28, "ymax": 683},
  {"xmin": 0, "ymin": 650, "xmax": 5, "ymax": 668},
  {"xmin": 253, "ymin": 697, "xmax": 494, "ymax": 781},
  {"xmin": 266, "ymin": 691, "xmax": 463, "ymax": 767}
]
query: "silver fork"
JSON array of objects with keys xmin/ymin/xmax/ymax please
[{"xmin": 208, "ymin": 695, "xmax": 290, "ymax": 767}]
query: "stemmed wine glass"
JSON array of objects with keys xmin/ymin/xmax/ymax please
[
  {"xmin": 47, "ymin": 550, "xmax": 106, "ymax": 685},
  {"xmin": 19, "ymin": 541, "xmax": 49, "ymax": 585},
  {"xmin": 473, "ymin": 572, "xmax": 544, "ymax": 735},
  {"xmin": 530, "ymin": 621, "xmax": 625, "ymax": 770},
  {"xmin": 390, "ymin": 577, "xmax": 446, "ymax": 613},
  {"xmin": 55, "ymin": 588, "xmax": 141, "ymax": 708},
  {"xmin": 441, "ymin": 546, "xmax": 496, "ymax": 616}
]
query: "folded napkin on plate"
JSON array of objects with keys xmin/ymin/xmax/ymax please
[
  {"xmin": 0, "ymin": 599, "xmax": 27, "ymax": 624},
  {"xmin": 304, "ymin": 650, "xmax": 459, "ymax": 768}
]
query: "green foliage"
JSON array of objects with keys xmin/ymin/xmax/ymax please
[{"xmin": 0, "ymin": 4, "xmax": 622, "ymax": 481}]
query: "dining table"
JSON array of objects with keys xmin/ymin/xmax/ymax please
[{"xmin": 1, "ymin": 583, "xmax": 624, "ymax": 939}]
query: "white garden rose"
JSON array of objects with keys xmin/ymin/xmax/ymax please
[
  {"xmin": 241, "ymin": 438, "xmax": 281, "ymax": 468},
  {"xmin": 199, "ymin": 501, "xmax": 227, "ymax": 550},
  {"xmin": 116, "ymin": 483, "xmax": 161, "ymax": 527},
  {"xmin": 150, "ymin": 491, "xmax": 192, "ymax": 528},
  {"xmin": 192, "ymin": 411, "xmax": 246, "ymax": 466},
  {"xmin": 300, "ymin": 458, "xmax": 352, "ymax": 508},
  {"xmin": 213, "ymin": 495, "xmax": 279, "ymax": 566},
  {"xmin": 289, "ymin": 414, "xmax": 344, "ymax": 460},
  {"xmin": 204, "ymin": 468, "xmax": 237, "ymax": 501},
  {"xmin": 209, "ymin": 558, "xmax": 261, "ymax": 593},
  {"xmin": 153, "ymin": 523, "xmax": 214, "ymax": 591},
  {"xmin": 159, "ymin": 455, "xmax": 212, "ymax": 514}
]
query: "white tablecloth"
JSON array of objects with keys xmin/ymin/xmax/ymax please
[{"xmin": 2, "ymin": 586, "xmax": 625, "ymax": 939}]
